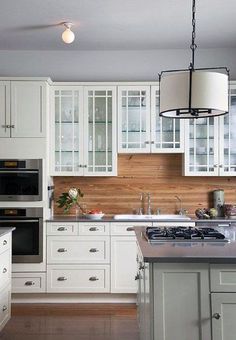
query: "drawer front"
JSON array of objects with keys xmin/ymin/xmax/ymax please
[
  {"xmin": 0, "ymin": 284, "xmax": 11, "ymax": 332},
  {"xmin": 111, "ymin": 222, "xmax": 152, "ymax": 236},
  {"xmin": 79, "ymin": 223, "xmax": 110, "ymax": 236},
  {"xmin": 47, "ymin": 236, "xmax": 110, "ymax": 264},
  {"xmin": 0, "ymin": 251, "xmax": 11, "ymax": 290},
  {"xmin": 47, "ymin": 222, "xmax": 78, "ymax": 235},
  {"xmin": 152, "ymin": 221, "xmax": 195, "ymax": 227},
  {"xmin": 210, "ymin": 264, "xmax": 236, "ymax": 292},
  {"xmin": 0, "ymin": 234, "xmax": 10, "ymax": 255},
  {"xmin": 47, "ymin": 265, "xmax": 110, "ymax": 293},
  {"xmin": 12, "ymin": 273, "xmax": 46, "ymax": 293}
]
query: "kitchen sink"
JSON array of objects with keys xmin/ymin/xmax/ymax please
[{"xmin": 113, "ymin": 214, "xmax": 191, "ymax": 221}]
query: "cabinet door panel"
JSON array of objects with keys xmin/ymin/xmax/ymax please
[
  {"xmin": 0, "ymin": 82, "xmax": 10, "ymax": 138},
  {"xmin": 118, "ymin": 86, "xmax": 151, "ymax": 153},
  {"xmin": 212, "ymin": 293, "xmax": 236, "ymax": 340},
  {"xmin": 151, "ymin": 86, "xmax": 184, "ymax": 153},
  {"xmin": 111, "ymin": 236, "xmax": 137, "ymax": 293},
  {"xmin": 84, "ymin": 86, "xmax": 117, "ymax": 176},
  {"xmin": 11, "ymin": 81, "xmax": 46, "ymax": 137}
]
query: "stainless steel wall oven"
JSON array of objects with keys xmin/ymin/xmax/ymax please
[
  {"xmin": 0, "ymin": 159, "xmax": 42, "ymax": 201},
  {"xmin": 0, "ymin": 208, "xmax": 43, "ymax": 263}
]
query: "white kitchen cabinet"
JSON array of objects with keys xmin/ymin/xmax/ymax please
[
  {"xmin": 211, "ymin": 293, "xmax": 236, "ymax": 340},
  {"xmin": 12, "ymin": 272, "xmax": 46, "ymax": 293},
  {"xmin": 0, "ymin": 81, "xmax": 47, "ymax": 138},
  {"xmin": 51, "ymin": 85, "xmax": 117, "ymax": 176},
  {"xmin": 184, "ymin": 83, "xmax": 236, "ymax": 176},
  {"xmin": 118, "ymin": 85, "xmax": 184, "ymax": 153}
]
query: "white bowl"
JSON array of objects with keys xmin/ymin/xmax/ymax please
[{"xmin": 84, "ymin": 213, "xmax": 104, "ymax": 220}]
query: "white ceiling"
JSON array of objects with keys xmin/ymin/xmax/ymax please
[{"xmin": 0, "ymin": 0, "xmax": 236, "ymax": 51}]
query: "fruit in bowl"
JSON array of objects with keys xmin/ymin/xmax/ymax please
[{"xmin": 85, "ymin": 209, "xmax": 104, "ymax": 220}]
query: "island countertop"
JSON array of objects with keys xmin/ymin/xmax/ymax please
[
  {"xmin": 135, "ymin": 226, "xmax": 236, "ymax": 264},
  {"xmin": 0, "ymin": 227, "xmax": 15, "ymax": 237}
]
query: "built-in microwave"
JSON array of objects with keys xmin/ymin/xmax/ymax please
[{"xmin": 0, "ymin": 159, "xmax": 42, "ymax": 201}]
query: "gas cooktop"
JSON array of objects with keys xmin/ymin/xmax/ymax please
[{"xmin": 145, "ymin": 226, "xmax": 228, "ymax": 243}]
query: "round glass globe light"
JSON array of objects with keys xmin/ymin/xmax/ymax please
[{"xmin": 62, "ymin": 28, "xmax": 75, "ymax": 44}]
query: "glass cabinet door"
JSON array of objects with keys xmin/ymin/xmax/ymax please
[
  {"xmin": 184, "ymin": 117, "xmax": 219, "ymax": 175},
  {"xmin": 219, "ymin": 86, "xmax": 236, "ymax": 175},
  {"xmin": 151, "ymin": 86, "xmax": 184, "ymax": 152},
  {"xmin": 53, "ymin": 87, "xmax": 83, "ymax": 174},
  {"xmin": 83, "ymin": 86, "xmax": 117, "ymax": 176},
  {"xmin": 118, "ymin": 86, "xmax": 151, "ymax": 153}
]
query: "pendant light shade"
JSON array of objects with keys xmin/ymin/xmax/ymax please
[
  {"xmin": 160, "ymin": 70, "xmax": 229, "ymax": 118},
  {"xmin": 159, "ymin": 0, "xmax": 230, "ymax": 119}
]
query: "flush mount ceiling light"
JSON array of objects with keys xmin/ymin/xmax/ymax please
[
  {"xmin": 159, "ymin": 0, "xmax": 230, "ymax": 119},
  {"xmin": 62, "ymin": 22, "xmax": 75, "ymax": 44}
]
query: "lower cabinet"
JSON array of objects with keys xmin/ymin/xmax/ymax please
[
  {"xmin": 0, "ymin": 284, "xmax": 11, "ymax": 331},
  {"xmin": 211, "ymin": 293, "xmax": 236, "ymax": 340},
  {"xmin": 12, "ymin": 272, "xmax": 46, "ymax": 293}
]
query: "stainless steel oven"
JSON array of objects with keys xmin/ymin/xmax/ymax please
[
  {"xmin": 0, "ymin": 159, "xmax": 42, "ymax": 201},
  {"xmin": 0, "ymin": 208, "xmax": 43, "ymax": 263}
]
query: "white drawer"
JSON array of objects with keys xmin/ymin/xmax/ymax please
[
  {"xmin": 0, "ymin": 250, "xmax": 11, "ymax": 290},
  {"xmin": 47, "ymin": 265, "xmax": 110, "ymax": 293},
  {"xmin": 0, "ymin": 234, "xmax": 10, "ymax": 255},
  {"xmin": 0, "ymin": 284, "xmax": 11, "ymax": 332},
  {"xmin": 79, "ymin": 222, "xmax": 110, "ymax": 236},
  {"xmin": 12, "ymin": 272, "xmax": 46, "ymax": 293},
  {"xmin": 111, "ymin": 222, "xmax": 152, "ymax": 236},
  {"xmin": 47, "ymin": 222, "xmax": 78, "ymax": 235},
  {"xmin": 210, "ymin": 264, "xmax": 236, "ymax": 292},
  {"xmin": 47, "ymin": 236, "xmax": 110, "ymax": 264}
]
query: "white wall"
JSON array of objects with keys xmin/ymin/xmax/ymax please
[{"xmin": 0, "ymin": 48, "xmax": 235, "ymax": 81}]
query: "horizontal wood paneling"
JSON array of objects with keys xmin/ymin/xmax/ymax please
[{"xmin": 53, "ymin": 154, "xmax": 236, "ymax": 217}]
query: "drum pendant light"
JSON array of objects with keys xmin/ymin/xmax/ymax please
[{"xmin": 159, "ymin": 0, "xmax": 230, "ymax": 119}]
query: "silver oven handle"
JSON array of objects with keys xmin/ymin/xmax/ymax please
[
  {"xmin": 0, "ymin": 170, "xmax": 39, "ymax": 173},
  {"xmin": 0, "ymin": 219, "xmax": 39, "ymax": 223}
]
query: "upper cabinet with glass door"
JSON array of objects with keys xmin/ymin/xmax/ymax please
[
  {"xmin": 184, "ymin": 117, "xmax": 219, "ymax": 176},
  {"xmin": 52, "ymin": 86, "xmax": 83, "ymax": 175},
  {"xmin": 83, "ymin": 86, "xmax": 117, "ymax": 176},
  {"xmin": 219, "ymin": 83, "xmax": 236, "ymax": 176},
  {"xmin": 117, "ymin": 85, "xmax": 184, "ymax": 153}
]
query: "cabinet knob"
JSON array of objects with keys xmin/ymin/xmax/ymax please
[
  {"xmin": 219, "ymin": 164, "xmax": 223, "ymax": 168},
  {"xmin": 89, "ymin": 276, "xmax": 99, "ymax": 281},
  {"xmin": 57, "ymin": 248, "xmax": 67, "ymax": 253},
  {"xmin": 89, "ymin": 227, "xmax": 98, "ymax": 231},
  {"xmin": 11, "ymin": 125, "xmax": 15, "ymax": 128},
  {"xmin": 151, "ymin": 141, "xmax": 155, "ymax": 144},
  {"xmin": 2, "ymin": 268, "xmax": 7, "ymax": 273},
  {"xmin": 2, "ymin": 305, "xmax": 7, "ymax": 312},
  {"xmin": 213, "ymin": 164, "xmax": 218, "ymax": 168},
  {"xmin": 135, "ymin": 274, "xmax": 140, "ymax": 281},
  {"xmin": 145, "ymin": 141, "xmax": 150, "ymax": 144},
  {"xmin": 89, "ymin": 248, "xmax": 99, "ymax": 253},
  {"xmin": 84, "ymin": 165, "xmax": 87, "ymax": 168},
  {"xmin": 126, "ymin": 227, "xmax": 134, "ymax": 231},
  {"xmin": 3, "ymin": 240, "xmax": 7, "ymax": 245},
  {"xmin": 213, "ymin": 313, "xmax": 221, "ymax": 320},
  {"xmin": 139, "ymin": 264, "xmax": 145, "ymax": 270},
  {"xmin": 57, "ymin": 276, "xmax": 67, "ymax": 281},
  {"xmin": 57, "ymin": 227, "xmax": 67, "ymax": 231},
  {"xmin": 25, "ymin": 281, "xmax": 35, "ymax": 286}
]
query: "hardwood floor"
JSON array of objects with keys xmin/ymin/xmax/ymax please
[{"xmin": 0, "ymin": 304, "xmax": 139, "ymax": 340}]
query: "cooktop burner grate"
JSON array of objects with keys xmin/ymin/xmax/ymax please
[{"xmin": 145, "ymin": 226, "xmax": 228, "ymax": 243}]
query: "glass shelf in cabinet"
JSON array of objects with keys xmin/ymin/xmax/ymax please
[
  {"xmin": 55, "ymin": 150, "xmax": 79, "ymax": 153},
  {"xmin": 55, "ymin": 121, "xmax": 79, "ymax": 124},
  {"xmin": 88, "ymin": 150, "xmax": 112, "ymax": 153},
  {"xmin": 122, "ymin": 130, "xmax": 146, "ymax": 133},
  {"xmin": 88, "ymin": 121, "xmax": 112, "ymax": 124}
]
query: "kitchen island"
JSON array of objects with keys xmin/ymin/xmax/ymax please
[{"xmin": 135, "ymin": 226, "xmax": 236, "ymax": 340}]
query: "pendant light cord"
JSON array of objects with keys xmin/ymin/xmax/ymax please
[{"xmin": 190, "ymin": 0, "xmax": 197, "ymax": 70}]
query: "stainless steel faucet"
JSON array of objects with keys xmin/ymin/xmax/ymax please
[
  {"xmin": 146, "ymin": 192, "xmax": 152, "ymax": 215},
  {"xmin": 175, "ymin": 195, "xmax": 187, "ymax": 215}
]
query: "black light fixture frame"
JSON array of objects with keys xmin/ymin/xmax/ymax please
[{"xmin": 159, "ymin": 0, "xmax": 230, "ymax": 119}]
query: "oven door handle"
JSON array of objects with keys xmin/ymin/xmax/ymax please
[
  {"xmin": 0, "ymin": 170, "xmax": 39, "ymax": 174},
  {"xmin": 0, "ymin": 219, "xmax": 39, "ymax": 223}
]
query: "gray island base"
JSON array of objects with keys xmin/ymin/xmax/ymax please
[{"xmin": 135, "ymin": 227, "xmax": 236, "ymax": 340}]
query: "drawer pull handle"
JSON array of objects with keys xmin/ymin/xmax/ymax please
[
  {"xmin": 126, "ymin": 227, "xmax": 134, "ymax": 231},
  {"xmin": 2, "ymin": 268, "xmax": 7, "ymax": 273},
  {"xmin": 89, "ymin": 227, "xmax": 99, "ymax": 231},
  {"xmin": 89, "ymin": 276, "xmax": 99, "ymax": 281},
  {"xmin": 57, "ymin": 227, "xmax": 67, "ymax": 231},
  {"xmin": 3, "ymin": 240, "xmax": 7, "ymax": 245},
  {"xmin": 213, "ymin": 313, "xmax": 221, "ymax": 320},
  {"xmin": 218, "ymin": 223, "xmax": 231, "ymax": 227},
  {"xmin": 89, "ymin": 248, "xmax": 99, "ymax": 253},
  {"xmin": 57, "ymin": 276, "xmax": 67, "ymax": 281},
  {"xmin": 25, "ymin": 281, "xmax": 35, "ymax": 286},
  {"xmin": 57, "ymin": 248, "xmax": 67, "ymax": 253},
  {"xmin": 2, "ymin": 305, "xmax": 7, "ymax": 312}
]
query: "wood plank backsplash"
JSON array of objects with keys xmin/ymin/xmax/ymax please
[{"xmin": 53, "ymin": 154, "xmax": 236, "ymax": 217}]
